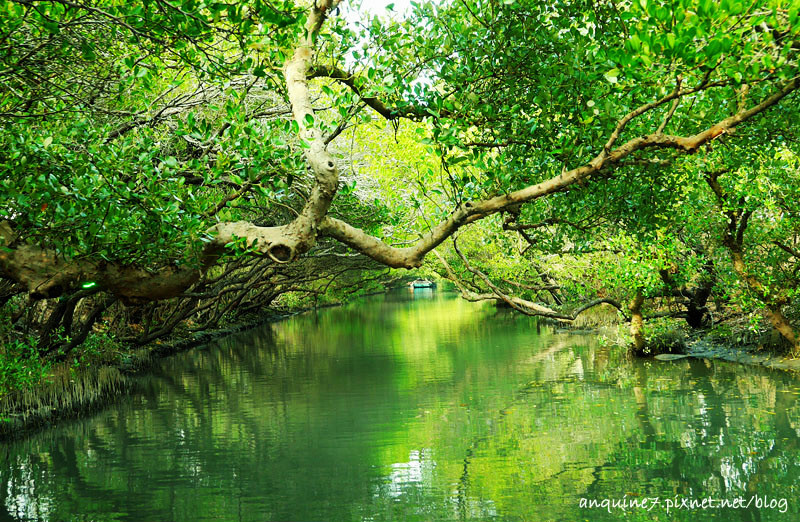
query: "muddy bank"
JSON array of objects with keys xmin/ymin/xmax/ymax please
[{"xmin": 681, "ymin": 340, "xmax": 800, "ymax": 372}]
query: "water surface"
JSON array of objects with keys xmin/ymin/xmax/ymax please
[{"xmin": 2, "ymin": 292, "xmax": 800, "ymax": 521}]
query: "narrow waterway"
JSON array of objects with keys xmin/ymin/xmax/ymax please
[{"xmin": 2, "ymin": 291, "xmax": 799, "ymax": 521}]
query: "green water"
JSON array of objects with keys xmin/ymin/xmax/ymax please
[{"xmin": 2, "ymin": 292, "xmax": 800, "ymax": 521}]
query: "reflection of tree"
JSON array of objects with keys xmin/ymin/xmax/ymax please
[
  {"xmin": 576, "ymin": 359, "xmax": 800, "ymax": 522},
  {"xmin": 456, "ymin": 447, "xmax": 472, "ymax": 522},
  {"xmin": 633, "ymin": 364, "xmax": 656, "ymax": 442},
  {"xmin": 3, "ymin": 298, "xmax": 800, "ymax": 521},
  {"xmin": 743, "ymin": 386, "xmax": 800, "ymax": 508}
]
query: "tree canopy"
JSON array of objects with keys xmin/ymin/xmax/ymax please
[{"xmin": 2, "ymin": 0, "xmax": 800, "ymax": 355}]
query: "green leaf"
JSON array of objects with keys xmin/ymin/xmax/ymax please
[
  {"xmin": 604, "ymin": 68, "xmax": 619, "ymax": 84},
  {"xmin": 42, "ymin": 20, "xmax": 60, "ymax": 34},
  {"xmin": 80, "ymin": 42, "xmax": 97, "ymax": 61}
]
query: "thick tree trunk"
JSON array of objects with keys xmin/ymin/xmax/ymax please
[
  {"xmin": 729, "ymin": 249, "xmax": 799, "ymax": 354},
  {"xmin": 706, "ymin": 171, "xmax": 799, "ymax": 355},
  {"xmin": 629, "ymin": 291, "xmax": 646, "ymax": 354},
  {"xmin": 766, "ymin": 306, "xmax": 800, "ymax": 355},
  {"xmin": 0, "ymin": 2, "xmax": 342, "ymax": 303}
]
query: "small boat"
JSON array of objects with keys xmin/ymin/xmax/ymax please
[{"xmin": 409, "ymin": 279, "xmax": 436, "ymax": 289}]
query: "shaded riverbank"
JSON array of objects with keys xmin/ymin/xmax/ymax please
[{"xmin": 0, "ymin": 310, "xmax": 294, "ymax": 441}]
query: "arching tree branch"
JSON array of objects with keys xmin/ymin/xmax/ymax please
[
  {"xmin": 433, "ymin": 240, "xmax": 627, "ymax": 323},
  {"xmin": 320, "ymin": 76, "xmax": 800, "ymax": 268}
]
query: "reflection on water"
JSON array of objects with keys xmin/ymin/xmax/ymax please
[
  {"xmin": 408, "ymin": 287, "xmax": 435, "ymax": 299},
  {"xmin": 2, "ymin": 292, "xmax": 800, "ymax": 521}
]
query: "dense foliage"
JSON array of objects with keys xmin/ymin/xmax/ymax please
[{"xmin": 1, "ymin": 0, "xmax": 800, "ymax": 397}]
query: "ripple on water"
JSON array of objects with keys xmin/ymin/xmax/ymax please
[{"xmin": 1, "ymin": 294, "xmax": 799, "ymax": 521}]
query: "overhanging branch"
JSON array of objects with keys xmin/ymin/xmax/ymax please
[
  {"xmin": 433, "ymin": 240, "xmax": 627, "ymax": 322},
  {"xmin": 320, "ymin": 76, "xmax": 800, "ymax": 268}
]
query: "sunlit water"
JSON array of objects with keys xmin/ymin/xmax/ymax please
[{"xmin": 2, "ymin": 291, "xmax": 800, "ymax": 521}]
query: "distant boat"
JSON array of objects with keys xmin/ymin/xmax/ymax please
[{"xmin": 409, "ymin": 279, "xmax": 436, "ymax": 289}]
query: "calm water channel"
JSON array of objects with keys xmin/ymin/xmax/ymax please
[{"xmin": 2, "ymin": 291, "xmax": 800, "ymax": 521}]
